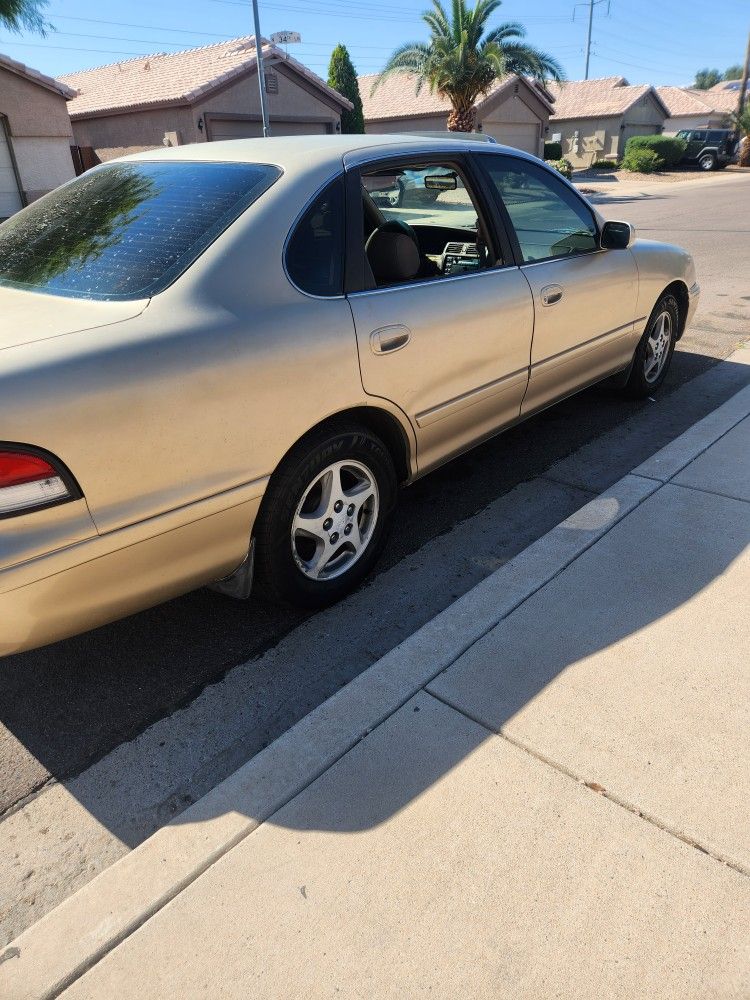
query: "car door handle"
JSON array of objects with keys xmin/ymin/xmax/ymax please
[
  {"xmin": 370, "ymin": 325, "xmax": 411, "ymax": 354},
  {"xmin": 541, "ymin": 284, "xmax": 564, "ymax": 306}
]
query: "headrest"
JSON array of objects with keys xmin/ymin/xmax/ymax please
[{"xmin": 365, "ymin": 220, "xmax": 420, "ymax": 286}]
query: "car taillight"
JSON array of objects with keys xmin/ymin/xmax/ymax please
[{"xmin": 0, "ymin": 448, "xmax": 77, "ymax": 517}]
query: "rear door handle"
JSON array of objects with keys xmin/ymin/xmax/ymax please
[
  {"xmin": 370, "ymin": 325, "xmax": 411, "ymax": 354},
  {"xmin": 541, "ymin": 284, "xmax": 564, "ymax": 306}
]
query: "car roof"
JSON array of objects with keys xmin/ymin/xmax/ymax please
[{"xmin": 118, "ymin": 132, "xmax": 533, "ymax": 172}]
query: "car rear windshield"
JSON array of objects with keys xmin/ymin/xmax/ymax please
[{"xmin": 0, "ymin": 160, "xmax": 280, "ymax": 301}]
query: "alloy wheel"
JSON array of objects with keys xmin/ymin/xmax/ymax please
[
  {"xmin": 291, "ymin": 460, "xmax": 379, "ymax": 581},
  {"xmin": 644, "ymin": 310, "xmax": 672, "ymax": 383}
]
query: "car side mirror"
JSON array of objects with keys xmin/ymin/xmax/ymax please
[{"xmin": 600, "ymin": 220, "xmax": 634, "ymax": 250}]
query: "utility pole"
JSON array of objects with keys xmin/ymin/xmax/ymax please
[
  {"xmin": 584, "ymin": 0, "xmax": 594, "ymax": 80},
  {"xmin": 738, "ymin": 26, "xmax": 750, "ymax": 117},
  {"xmin": 574, "ymin": 0, "xmax": 610, "ymax": 81},
  {"xmin": 251, "ymin": 0, "xmax": 270, "ymax": 137}
]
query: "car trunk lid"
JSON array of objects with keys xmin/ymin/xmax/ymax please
[{"xmin": 0, "ymin": 287, "xmax": 148, "ymax": 351}]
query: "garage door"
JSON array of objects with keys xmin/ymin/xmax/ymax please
[
  {"xmin": 481, "ymin": 122, "xmax": 539, "ymax": 155},
  {"xmin": 0, "ymin": 121, "xmax": 23, "ymax": 218},
  {"xmin": 209, "ymin": 118, "xmax": 329, "ymax": 141}
]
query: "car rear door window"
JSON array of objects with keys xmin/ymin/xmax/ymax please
[
  {"xmin": 285, "ymin": 176, "xmax": 345, "ymax": 297},
  {"xmin": 482, "ymin": 156, "xmax": 598, "ymax": 263},
  {"xmin": 357, "ymin": 160, "xmax": 499, "ymax": 290},
  {"xmin": 0, "ymin": 160, "xmax": 280, "ymax": 301}
]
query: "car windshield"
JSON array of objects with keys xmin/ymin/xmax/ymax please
[{"xmin": 0, "ymin": 160, "xmax": 280, "ymax": 301}]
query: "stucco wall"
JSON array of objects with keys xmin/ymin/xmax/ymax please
[
  {"xmin": 664, "ymin": 113, "xmax": 729, "ymax": 133},
  {"xmin": 481, "ymin": 89, "xmax": 547, "ymax": 155},
  {"xmin": 365, "ymin": 113, "xmax": 447, "ymax": 134},
  {"xmin": 71, "ymin": 105, "xmax": 196, "ymax": 161},
  {"xmin": 365, "ymin": 85, "xmax": 549, "ymax": 156},
  {"xmin": 551, "ymin": 92, "xmax": 665, "ymax": 168},
  {"xmin": 0, "ymin": 65, "xmax": 73, "ymax": 137},
  {"xmin": 72, "ymin": 62, "xmax": 343, "ymax": 162},
  {"xmin": 0, "ymin": 65, "xmax": 75, "ymax": 203}
]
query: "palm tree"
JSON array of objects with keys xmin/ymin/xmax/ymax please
[
  {"xmin": 733, "ymin": 104, "xmax": 750, "ymax": 168},
  {"xmin": 0, "ymin": 0, "xmax": 50, "ymax": 34},
  {"xmin": 374, "ymin": 0, "xmax": 564, "ymax": 132}
]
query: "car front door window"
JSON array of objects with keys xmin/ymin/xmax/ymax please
[{"xmin": 481, "ymin": 157, "xmax": 598, "ymax": 263}]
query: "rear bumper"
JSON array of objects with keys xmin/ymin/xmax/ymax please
[{"xmin": 0, "ymin": 487, "xmax": 264, "ymax": 657}]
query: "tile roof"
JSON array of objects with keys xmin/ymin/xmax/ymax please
[
  {"xmin": 357, "ymin": 71, "xmax": 553, "ymax": 121},
  {"xmin": 657, "ymin": 85, "xmax": 737, "ymax": 118},
  {"xmin": 656, "ymin": 86, "xmax": 715, "ymax": 117},
  {"xmin": 0, "ymin": 51, "xmax": 76, "ymax": 99},
  {"xmin": 546, "ymin": 76, "xmax": 668, "ymax": 119},
  {"xmin": 60, "ymin": 36, "xmax": 351, "ymax": 118},
  {"xmin": 699, "ymin": 86, "xmax": 740, "ymax": 113}
]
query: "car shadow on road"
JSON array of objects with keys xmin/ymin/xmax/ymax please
[
  {"xmin": 216, "ymin": 467, "xmax": 750, "ymax": 837},
  {"xmin": 0, "ymin": 352, "xmax": 747, "ymax": 842}
]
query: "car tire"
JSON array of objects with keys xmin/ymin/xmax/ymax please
[
  {"xmin": 698, "ymin": 152, "xmax": 717, "ymax": 171},
  {"xmin": 623, "ymin": 293, "xmax": 679, "ymax": 399},
  {"xmin": 253, "ymin": 422, "xmax": 398, "ymax": 608}
]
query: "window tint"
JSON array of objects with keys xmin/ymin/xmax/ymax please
[
  {"xmin": 483, "ymin": 157, "xmax": 597, "ymax": 263},
  {"xmin": 360, "ymin": 161, "xmax": 494, "ymax": 289},
  {"xmin": 692, "ymin": 131, "xmax": 706, "ymax": 141},
  {"xmin": 0, "ymin": 161, "xmax": 280, "ymax": 301},
  {"xmin": 285, "ymin": 176, "xmax": 345, "ymax": 296},
  {"xmin": 707, "ymin": 130, "xmax": 724, "ymax": 142}
]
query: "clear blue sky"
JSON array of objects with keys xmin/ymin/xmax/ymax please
[{"xmin": 1, "ymin": 0, "xmax": 747, "ymax": 87}]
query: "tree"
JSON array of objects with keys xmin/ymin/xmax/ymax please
[
  {"xmin": 374, "ymin": 0, "xmax": 564, "ymax": 132},
  {"xmin": 0, "ymin": 0, "xmax": 50, "ymax": 34},
  {"xmin": 328, "ymin": 44, "xmax": 365, "ymax": 134},
  {"xmin": 694, "ymin": 68, "xmax": 722, "ymax": 89},
  {"xmin": 723, "ymin": 64, "xmax": 743, "ymax": 81},
  {"xmin": 733, "ymin": 104, "xmax": 750, "ymax": 168}
]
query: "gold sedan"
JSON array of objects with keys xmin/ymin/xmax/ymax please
[{"xmin": 0, "ymin": 134, "xmax": 699, "ymax": 655}]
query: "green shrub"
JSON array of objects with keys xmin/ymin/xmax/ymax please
[
  {"xmin": 621, "ymin": 147, "xmax": 663, "ymax": 173},
  {"xmin": 591, "ymin": 159, "xmax": 618, "ymax": 170},
  {"xmin": 624, "ymin": 134, "xmax": 687, "ymax": 167},
  {"xmin": 545, "ymin": 157, "xmax": 572, "ymax": 179},
  {"xmin": 543, "ymin": 140, "xmax": 562, "ymax": 161}
]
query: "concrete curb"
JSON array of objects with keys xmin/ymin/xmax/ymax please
[{"xmin": 4, "ymin": 357, "xmax": 750, "ymax": 1000}]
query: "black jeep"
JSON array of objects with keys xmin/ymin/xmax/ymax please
[{"xmin": 675, "ymin": 128, "xmax": 737, "ymax": 171}]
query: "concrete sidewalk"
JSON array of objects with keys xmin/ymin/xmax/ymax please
[{"xmin": 4, "ymin": 365, "xmax": 750, "ymax": 999}]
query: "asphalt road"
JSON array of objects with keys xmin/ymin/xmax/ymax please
[{"xmin": 1, "ymin": 171, "xmax": 749, "ymax": 945}]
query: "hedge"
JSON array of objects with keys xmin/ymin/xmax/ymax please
[
  {"xmin": 543, "ymin": 140, "xmax": 562, "ymax": 161},
  {"xmin": 621, "ymin": 147, "xmax": 663, "ymax": 173},
  {"xmin": 624, "ymin": 134, "xmax": 687, "ymax": 168},
  {"xmin": 591, "ymin": 159, "xmax": 618, "ymax": 170}
]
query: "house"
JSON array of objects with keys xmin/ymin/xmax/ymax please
[
  {"xmin": 657, "ymin": 82, "xmax": 737, "ymax": 133},
  {"xmin": 0, "ymin": 52, "xmax": 76, "ymax": 218},
  {"xmin": 546, "ymin": 77, "xmax": 669, "ymax": 168},
  {"xmin": 59, "ymin": 36, "xmax": 353, "ymax": 163},
  {"xmin": 358, "ymin": 72, "xmax": 554, "ymax": 156}
]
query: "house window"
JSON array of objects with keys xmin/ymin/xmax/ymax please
[{"xmin": 264, "ymin": 72, "xmax": 279, "ymax": 94}]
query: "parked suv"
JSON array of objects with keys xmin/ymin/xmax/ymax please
[{"xmin": 675, "ymin": 128, "xmax": 737, "ymax": 170}]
